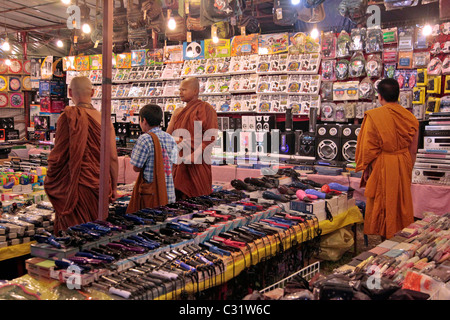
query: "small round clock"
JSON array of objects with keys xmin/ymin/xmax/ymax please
[
  {"xmin": 0, "ymin": 93, "xmax": 8, "ymax": 107},
  {"xmin": 0, "ymin": 76, "xmax": 7, "ymax": 91},
  {"xmin": 8, "ymin": 59, "xmax": 23, "ymax": 74},
  {"xmin": 9, "ymin": 77, "xmax": 21, "ymax": 91},
  {"xmin": 9, "ymin": 93, "xmax": 24, "ymax": 108},
  {"xmin": 23, "ymin": 60, "xmax": 31, "ymax": 74},
  {"xmin": 0, "ymin": 59, "xmax": 7, "ymax": 74},
  {"xmin": 22, "ymin": 76, "xmax": 31, "ymax": 91}
]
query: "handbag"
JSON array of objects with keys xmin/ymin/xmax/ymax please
[{"xmin": 126, "ymin": 132, "xmax": 168, "ymax": 213}]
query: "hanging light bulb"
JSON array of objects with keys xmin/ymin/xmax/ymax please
[
  {"xmin": 82, "ymin": 23, "xmax": 91, "ymax": 34},
  {"xmin": 291, "ymin": 0, "xmax": 301, "ymax": 4},
  {"xmin": 56, "ymin": 40, "xmax": 64, "ymax": 48},
  {"xmin": 311, "ymin": 28, "xmax": 320, "ymax": 40},
  {"xmin": 422, "ymin": 24, "xmax": 432, "ymax": 36},
  {"xmin": 168, "ymin": 17, "xmax": 176, "ymax": 30},
  {"xmin": 212, "ymin": 36, "xmax": 219, "ymax": 43},
  {"xmin": 5, "ymin": 59, "xmax": 11, "ymax": 66},
  {"xmin": 61, "ymin": 0, "xmax": 71, "ymax": 4},
  {"xmin": 2, "ymin": 40, "xmax": 10, "ymax": 52}
]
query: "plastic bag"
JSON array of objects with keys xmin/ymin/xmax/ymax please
[{"xmin": 317, "ymin": 227, "xmax": 354, "ymax": 261}]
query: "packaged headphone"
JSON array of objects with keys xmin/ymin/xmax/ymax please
[
  {"xmin": 356, "ymin": 102, "xmax": 365, "ymax": 119},
  {"xmin": 365, "ymin": 26, "xmax": 383, "ymax": 53},
  {"xmin": 350, "ymin": 28, "xmax": 366, "ymax": 51},
  {"xmin": 321, "ymin": 32, "xmax": 337, "ymax": 59},
  {"xmin": 365, "ymin": 54, "xmax": 382, "ymax": 78},
  {"xmin": 443, "ymin": 55, "xmax": 450, "ymax": 75},
  {"xmin": 321, "ymin": 102, "xmax": 336, "ymax": 121},
  {"xmin": 399, "ymin": 91, "xmax": 413, "ymax": 109},
  {"xmin": 335, "ymin": 103, "xmax": 346, "ymax": 122},
  {"xmin": 337, "ymin": 30, "xmax": 351, "ymax": 58},
  {"xmin": 336, "ymin": 59, "xmax": 349, "ymax": 80},
  {"xmin": 344, "ymin": 102, "xmax": 356, "ymax": 119},
  {"xmin": 413, "ymin": 52, "xmax": 430, "ymax": 68},
  {"xmin": 349, "ymin": 51, "xmax": 366, "ymax": 78},
  {"xmin": 321, "ymin": 59, "xmax": 336, "ymax": 81},
  {"xmin": 320, "ymin": 81, "xmax": 334, "ymax": 101},
  {"xmin": 427, "ymin": 57, "xmax": 442, "ymax": 75},
  {"xmin": 359, "ymin": 77, "xmax": 374, "ymax": 100}
]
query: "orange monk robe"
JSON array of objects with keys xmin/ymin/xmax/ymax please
[
  {"xmin": 355, "ymin": 103, "xmax": 419, "ymax": 239},
  {"xmin": 166, "ymin": 99, "xmax": 218, "ymax": 198},
  {"xmin": 44, "ymin": 104, "xmax": 118, "ymax": 235}
]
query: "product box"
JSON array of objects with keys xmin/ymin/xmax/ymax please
[
  {"xmin": 50, "ymin": 99, "xmax": 66, "ymax": 113},
  {"xmin": 337, "ymin": 194, "xmax": 348, "ymax": 214},
  {"xmin": 290, "ymin": 199, "xmax": 327, "ymax": 221}
]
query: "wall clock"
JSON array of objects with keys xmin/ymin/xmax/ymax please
[
  {"xmin": 23, "ymin": 60, "xmax": 31, "ymax": 74},
  {"xmin": 0, "ymin": 76, "xmax": 7, "ymax": 91},
  {"xmin": 8, "ymin": 59, "xmax": 23, "ymax": 74},
  {"xmin": 0, "ymin": 93, "xmax": 8, "ymax": 107},
  {"xmin": 8, "ymin": 77, "xmax": 21, "ymax": 91},
  {"xmin": 9, "ymin": 92, "xmax": 24, "ymax": 108},
  {"xmin": 0, "ymin": 59, "xmax": 7, "ymax": 74},
  {"xmin": 22, "ymin": 76, "xmax": 31, "ymax": 91}
]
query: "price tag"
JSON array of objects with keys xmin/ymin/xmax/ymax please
[
  {"xmin": 241, "ymin": 26, "xmax": 246, "ymax": 36},
  {"xmin": 187, "ymin": 31, "xmax": 192, "ymax": 42},
  {"xmin": 185, "ymin": 2, "xmax": 189, "ymax": 14}
]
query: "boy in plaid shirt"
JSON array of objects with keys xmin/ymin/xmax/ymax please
[{"xmin": 130, "ymin": 104, "xmax": 178, "ymax": 203}]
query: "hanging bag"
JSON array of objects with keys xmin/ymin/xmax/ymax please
[{"xmin": 126, "ymin": 132, "xmax": 169, "ymax": 213}]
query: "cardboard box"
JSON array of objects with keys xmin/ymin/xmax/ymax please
[
  {"xmin": 338, "ymin": 194, "xmax": 348, "ymax": 214},
  {"xmin": 290, "ymin": 199, "xmax": 327, "ymax": 221}
]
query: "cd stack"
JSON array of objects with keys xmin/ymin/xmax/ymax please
[{"xmin": 413, "ymin": 112, "xmax": 450, "ymax": 185}]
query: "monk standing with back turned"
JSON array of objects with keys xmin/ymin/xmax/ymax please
[
  {"xmin": 45, "ymin": 76, "xmax": 118, "ymax": 235},
  {"xmin": 166, "ymin": 77, "xmax": 218, "ymax": 199},
  {"xmin": 355, "ymin": 78, "xmax": 419, "ymax": 240}
]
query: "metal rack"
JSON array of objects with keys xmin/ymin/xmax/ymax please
[{"xmin": 260, "ymin": 261, "xmax": 320, "ymax": 294}]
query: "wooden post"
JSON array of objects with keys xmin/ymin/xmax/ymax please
[{"xmin": 99, "ymin": 0, "xmax": 113, "ymax": 220}]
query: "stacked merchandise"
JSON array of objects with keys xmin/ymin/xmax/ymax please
[
  {"xmin": 0, "ymin": 202, "xmax": 54, "ymax": 249},
  {"xmin": 0, "ymin": 117, "xmax": 18, "ymax": 144},
  {"xmin": 250, "ymin": 212, "xmax": 450, "ymax": 300},
  {"xmin": 0, "ymin": 59, "xmax": 32, "ymax": 113},
  {"xmin": 413, "ymin": 111, "xmax": 450, "ymax": 185},
  {"xmin": 18, "ymin": 168, "xmax": 358, "ymax": 300}
]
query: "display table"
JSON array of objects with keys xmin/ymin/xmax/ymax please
[{"xmin": 207, "ymin": 164, "xmax": 450, "ymax": 219}]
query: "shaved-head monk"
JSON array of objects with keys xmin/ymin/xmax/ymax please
[
  {"xmin": 45, "ymin": 76, "xmax": 118, "ymax": 235},
  {"xmin": 356, "ymin": 78, "xmax": 419, "ymax": 240},
  {"xmin": 166, "ymin": 77, "xmax": 218, "ymax": 199}
]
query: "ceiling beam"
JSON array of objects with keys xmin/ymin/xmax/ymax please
[{"xmin": 0, "ymin": 1, "xmax": 61, "ymax": 15}]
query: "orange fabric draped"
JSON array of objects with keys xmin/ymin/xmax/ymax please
[
  {"xmin": 166, "ymin": 99, "xmax": 218, "ymax": 198},
  {"xmin": 355, "ymin": 103, "xmax": 419, "ymax": 239},
  {"xmin": 44, "ymin": 104, "xmax": 116, "ymax": 235},
  {"xmin": 126, "ymin": 132, "xmax": 168, "ymax": 213}
]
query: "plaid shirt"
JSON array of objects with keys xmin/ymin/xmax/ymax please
[{"xmin": 130, "ymin": 127, "xmax": 178, "ymax": 203}]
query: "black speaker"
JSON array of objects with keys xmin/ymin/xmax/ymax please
[
  {"xmin": 222, "ymin": 117, "xmax": 230, "ymax": 131},
  {"xmin": 163, "ymin": 111, "xmax": 172, "ymax": 131},
  {"xmin": 341, "ymin": 124, "xmax": 361, "ymax": 162},
  {"xmin": 224, "ymin": 130, "xmax": 240, "ymax": 153},
  {"xmin": 0, "ymin": 117, "xmax": 14, "ymax": 130},
  {"xmin": 263, "ymin": 115, "xmax": 275, "ymax": 131},
  {"xmin": 114, "ymin": 122, "xmax": 130, "ymax": 137},
  {"xmin": 316, "ymin": 123, "xmax": 342, "ymax": 161},
  {"xmin": 295, "ymin": 130, "xmax": 315, "ymax": 157},
  {"xmin": 234, "ymin": 117, "xmax": 242, "ymax": 130},
  {"xmin": 229, "ymin": 117, "xmax": 236, "ymax": 130},
  {"xmin": 280, "ymin": 131, "xmax": 296, "ymax": 155}
]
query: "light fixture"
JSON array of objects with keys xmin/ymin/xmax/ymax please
[
  {"xmin": 5, "ymin": 58, "xmax": 11, "ymax": 66},
  {"xmin": 212, "ymin": 36, "xmax": 219, "ymax": 43},
  {"xmin": 2, "ymin": 40, "xmax": 10, "ymax": 51},
  {"xmin": 61, "ymin": 0, "xmax": 71, "ymax": 4},
  {"xmin": 168, "ymin": 17, "xmax": 176, "ymax": 30},
  {"xmin": 56, "ymin": 40, "xmax": 64, "ymax": 48},
  {"xmin": 422, "ymin": 24, "xmax": 432, "ymax": 36},
  {"xmin": 291, "ymin": 0, "xmax": 301, "ymax": 4},
  {"xmin": 311, "ymin": 28, "xmax": 319, "ymax": 40},
  {"xmin": 82, "ymin": 23, "xmax": 91, "ymax": 34}
]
